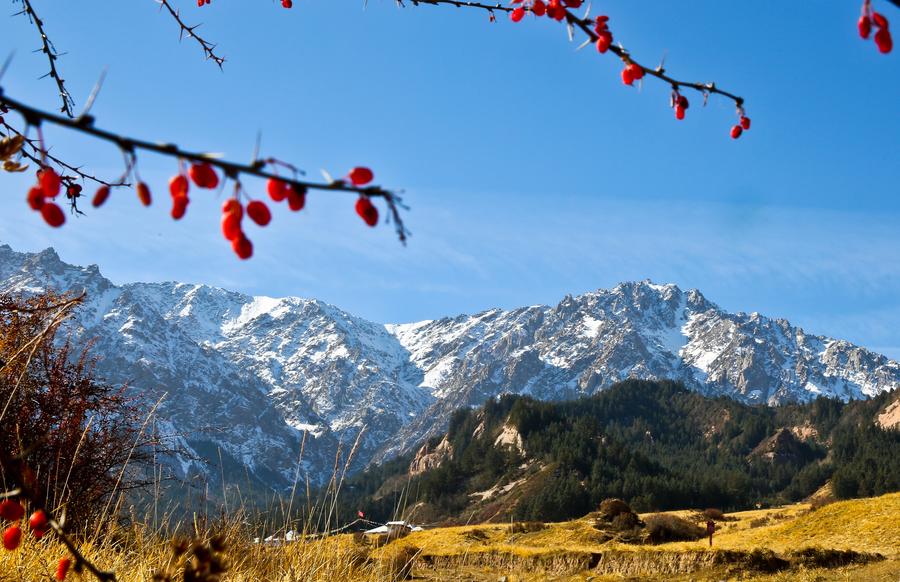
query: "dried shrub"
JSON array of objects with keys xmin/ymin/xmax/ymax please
[
  {"xmin": 809, "ymin": 496, "xmax": 836, "ymax": 511},
  {"xmin": 611, "ymin": 511, "xmax": 641, "ymax": 531},
  {"xmin": 703, "ymin": 508, "xmax": 725, "ymax": 521},
  {"xmin": 644, "ymin": 514, "xmax": 705, "ymax": 544},
  {"xmin": 507, "ymin": 521, "xmax": 548, "ymax": 534},
  {"xmin": 465, "ymin": 528, "xmax": 491, "ymax": 541},
  {"xmin": 789, "ymin": 547, "xmax": 883, "ymax": 569},
  {"xmin": 739, "ymin": 548, "xmax": 790, "ymax": 573},
  {"xmin": 748, "ymin": 517, "xmax": 769, "ymax": 529},
  {"xmin": 598, "ymin": 498, "xmax": 631, "ymax": 519}
]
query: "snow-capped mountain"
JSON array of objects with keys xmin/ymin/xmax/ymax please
[{"xmin": 2, "ymin": 244, "xmax": 898, "ymax": 486}]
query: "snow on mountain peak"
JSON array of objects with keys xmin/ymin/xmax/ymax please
[{"xmin": 1, "ymin": 246, "xmax": 897, "ymax": 485}]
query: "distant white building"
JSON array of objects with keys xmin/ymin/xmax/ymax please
[
  {"xmin": 254, "ymin": 530, "xmax": 302, "ymax": 545},
  {"xmin": 363, "ymin": 521, "xmax": 423, "ymax": 534}
]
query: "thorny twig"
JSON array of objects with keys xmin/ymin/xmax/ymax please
[
  {"xmin": 12, "ymin": 0, "xmax": 75, "ymax": 116},
  {"xmin": 156, "ymin": 0, "xmax": 226, "ymax": 68},
  {"xmin": 0, "ymin": 88, "xmax": 410, "ymax": 242},
  {"xmin": 0, "ymin": 119, "xmax": 129, "ymax": 189},
  {"xmin": 402, "ymin": 0, "xmax": 745, "ymax": 108}
]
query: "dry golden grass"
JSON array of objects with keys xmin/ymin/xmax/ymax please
[
  {"xmin": 1, "ymin": 493, "xmax": 898, "ymax": 580},
  {"xmin": 0, "ymin": 517, "xmax": 418, "ymax": 581}
]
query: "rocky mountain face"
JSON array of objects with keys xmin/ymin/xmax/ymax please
[{"xmin": 2, "ymin": 244, "xmax": 898, "ymax": 489}]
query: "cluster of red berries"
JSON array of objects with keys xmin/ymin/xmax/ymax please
[
  {"xmin": 25, "ymin": 168, "xmax": 67, "ymax": 227},
  {"xmin": 509, "ymin": 0, "xmax": 582, "ymax": 23},
  {"xmin": 1, "ymin": 500, "xmax": 69, "ymax": 579},
  {"xmin": 730, "ymin": 112, "xmax": 752, "ymax": 139},
  {"xmin": 348, "ymin": 167, "xmax": 380, "ymax": 227},
  {"xmin": 859, "ymin": 1, "xmax": 893, "ymax": 53},
  {"xmin": 594, "ymin": 15, "xmax": 613, "ymax": 53},
  {"xmin": 217, "ymin": 166, "xmax": 376, "ymax": 260},
  {"xmin": 30, "ymin": 160, "xmax": 381, "ymax": 260}
]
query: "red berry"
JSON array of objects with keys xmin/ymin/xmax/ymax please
[
  {"xmin": 27, "ymin": 186, "xmax": 44, "ymax": 210},
  {"xmin": 221, "ymin": 213, "xmax": 242, "ymax": 241},
  {"xmin": 510, "ymin": 7, "xmax": 525, "ymax": 22},
  {"xmin": 221, "ymin": 199, "xmax": 243, "ymax": 219},
  {"xmin": 0, "ymin": 500, "xmax": 24, "ymax": 522},
  {"xmin": 678, "ymin": 95, "xmax": 689, "ymax": 109},
  {"xmin": 267, "ymin": 179, "xmax": 288, "ymax": 202},
  {"xmin": 621, "ymin": 66, "xmax": 635, "ymax": 86},
  {"xmin": 29, "ymin": 511, "xmax": 48, "ymax": 532},
  {"xmin": 169, "ymin": 174, "xmax": 189, "ymax": 198},
  {"xmin": 171, "ymin": 196, "xmax": 189, "ymax": 220},
  {"xmin": 675, "ymin": 105, "xmax": 685, "ymax": 120},
  {"xmin": 355, "ymin": 196, "xmax": 379, "ymax": 227},
  {"xmin": 56, "ymin": 557, "xmax": 71, "ymax": 581},
  {"xmin": 92, "ymin": 186, "xmax": 110, "ymax": 208},
  {"xmin": 740, "ymin": 116, "xmax": 751, "ymax": 130},
  {"xmin": 875, "ymin": 27, "xmax": 893, "ymax": 53},
  {"xmin": 232, "ymin": 234, "xmax": 253, "ymax": 260},
  {"xmin": 246, "ymin": 200, "xmax": 272, "ymax": 226},
  {"xmin": 563, "ymin": 0, "xmax": 581, "ymax": 7},
  {"xmin": 348, "ymin": 167, "xmax": 374, "ymax": 186},
  {"xmin": 595, "ymin": 31, "xmax": 612, "ymax": 53},
  {"xmin": 626, "ymin": 63, "xmax": 644, "ymax": 80},
  {"xmin": 136, "ymin": 182, "xmax": 152, "ymax": 207},
  {"xmin": 532, "ymin": 0, "xmax": 546, "ymax": 16},
  {"xmin": 547, "ymin": 3, "xmax": 565, "ymax": 21},
  {"xmin": 730, "ymin": 124, "xmax": 743, "ymax": 139},
  {"xmin": 282, "ymin": 0, "xmax": 292, "ymax": 7},
  {"xmin": 2, "ymin": 525, "xmax": 21, "ymax": 550},
  {"xmin": 286, "ymin": 186, "xmax": 306, "ymax": 211},
  {"xmin": 872, "ymin": 11, "xmax": 888, "ymax": 29},
  {"xmin": 40, "ymin": 203, "xmax": 65, "ymax": 227},
  {"xmin": 859, "ymin": 15, "xmax": 872, "ymax": 39},
  {"xmin": 189, "ymin": 163, "xmax": 219, "ymax": 189},
  {"xmin": 38, "ymin": 168, "xmax": 61, "ymax": 198}
]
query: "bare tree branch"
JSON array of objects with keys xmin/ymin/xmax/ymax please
[
  {"xmin": 0, "ymin": 88, "xmax": 410, "ymax": 243},
  {"xmin": 402, "ymin": 0, "xmax": 745, "ymax": 108},
  {"xmin": 13, "ymin": 0, "xmax": 75, "ymax": 117},
  {"xmin": 156, "ymin": 0, "xmax": 226, "ymax": 68}
]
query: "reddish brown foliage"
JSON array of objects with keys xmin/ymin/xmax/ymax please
[{"xmin": 0, "ymin": 292, "xmax": 149, "ymax": 528}]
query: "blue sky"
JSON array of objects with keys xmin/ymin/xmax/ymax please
[{"xmin": 1, "ymin": 2, "xmax": 899, "ymax": 354}]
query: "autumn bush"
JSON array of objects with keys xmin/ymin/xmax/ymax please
[
  {"xmin": 0, "ymin": 291, "xmax": 150, "ymax": 529},
  {"xmin": 644, "ymin": 513, "xmax": 706, "ymax": 544}
]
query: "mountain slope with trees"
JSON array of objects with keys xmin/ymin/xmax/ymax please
[{"xmin": 342, "ymin": 380, "xmax": 900, "ymax": 525}]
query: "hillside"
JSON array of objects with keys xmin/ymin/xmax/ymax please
[
  {"xmin": 387, "ymin": 492, "xmax": 900, "ymax": 581},
  {"xmin": 342, "ymin": 380, "xmax": 900, "ymax": 525}
]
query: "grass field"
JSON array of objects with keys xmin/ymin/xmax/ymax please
[{"xmin": 1, "ymin": 493, "xmax": 898, "ymax": 581}]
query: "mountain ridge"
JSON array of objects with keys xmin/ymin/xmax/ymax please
[{"xmin": 1, "ymin": 243, "xmax": 897, "ymax": 487}]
